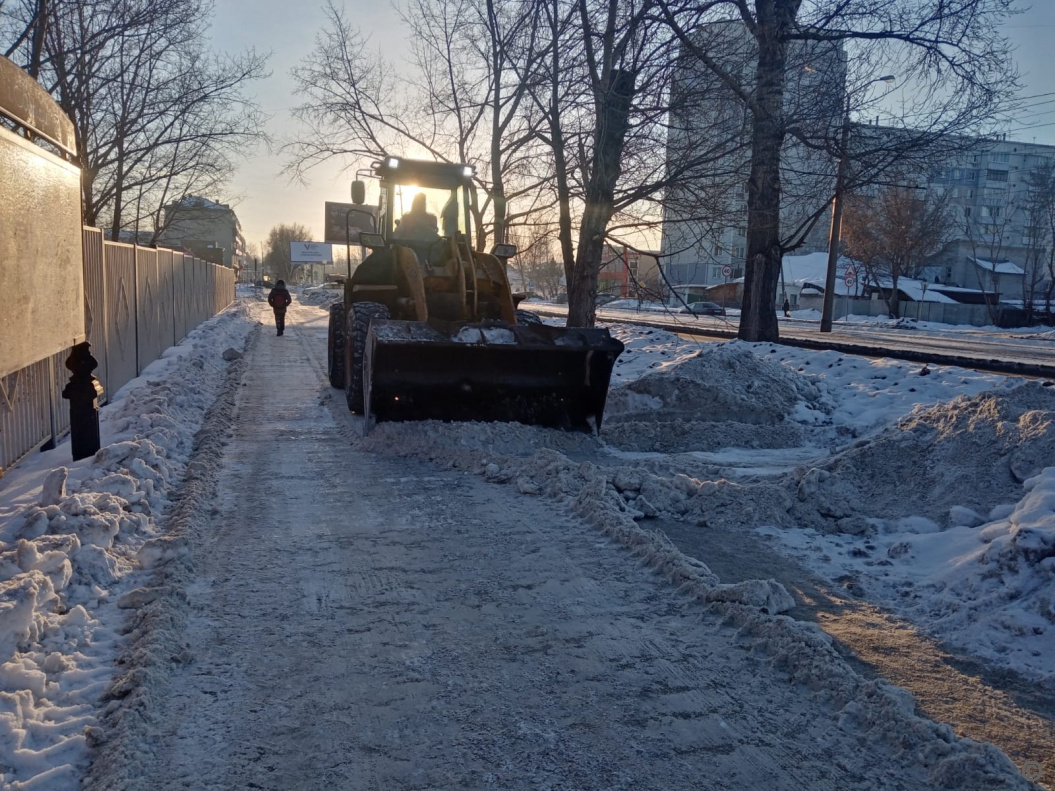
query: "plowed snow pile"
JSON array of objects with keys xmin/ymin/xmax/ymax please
[
  {"xmin": 602, "ymin": 343, "xmax": 826, "ymax": 453},
  {"xmin": 788, "ymin": 383, "xmax": 1055, "ymax": 533},
  {"xmin": 361, "ymin": 396, "xmax": 1038, "ymax": 788}
]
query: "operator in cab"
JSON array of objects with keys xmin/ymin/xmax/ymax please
[{"xmin": 393, "ymin": 193, "xmax": 438, "ymax": 242}]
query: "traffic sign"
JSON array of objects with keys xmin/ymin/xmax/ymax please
[
  {"xmin": 844, "ymin": 274, "xmax": 856, "ymax": 289},
  {"xmin": 844, "ymin": 264, "xmax": 856, "ymax": 278},
  {"xmin": 721, "ymin": 264, "xmax": 733, "ymax": 278}
]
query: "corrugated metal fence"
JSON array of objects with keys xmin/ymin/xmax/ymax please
[{"xmin": 0, "ymin": 229, "xmax": 235, "ymax": 475}]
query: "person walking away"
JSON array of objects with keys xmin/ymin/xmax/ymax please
[
  {"xmin": 782, "ymin": 296, "xmax": 791, "ymax": 318},
  {"xmin": 268, "ymin": 279, "xmax": 292, "ymax": 335}
]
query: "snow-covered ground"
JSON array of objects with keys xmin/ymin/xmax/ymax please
[
  {"xmin": 0, "ymin": 293, "xmax": 1049, "ymax": 788},
  {"xmin": 0, "ymin": 302, "xmax": 254, "ymax": 789}
]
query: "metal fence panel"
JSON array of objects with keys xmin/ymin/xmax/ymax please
[
  {"xmin": 104, "ymin": 243, "xmax": 138, "ymax": 397},
  {"xmin": 173, "ymin": 251, "xmax": 188, "ymax": 343},
  {"xmin": 157, "ymin": 248, "xmax": 175, "ymax": 350},
  {"xmin": 186, "ymin": 257, "xmax": 198, "ymax": 330},
  {"xmin": 195, "ymin": 259, "xmax": 207, "ymax": 327},
  {"xmin": 81, "ymin": 227, "xmax": 108, "ymax": 402},
  {"xmin": 0, "ymin": 128, "xmax": 83, "ymax": 379},
  {"xmin": 49, "ymin": 348, "xmax": 71, "ymax": 439},
  {"xmin": 135, "ymin": 247, "xmax": 161, "ymax": 372},
  {"xmin": 0, "ymin": 356, "xmax": 51, "ymax": 474},
  {"xmin": 207, "ymin": 264, "xmax": 217, "ymax": 318}
]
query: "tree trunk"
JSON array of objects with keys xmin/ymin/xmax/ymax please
[
  {"xmin": 552, "ymin": 123, "xmax": 576, "ymax": 288},
  {"xmin": 887, "ymin": 274, "xmax": 900, "ymax": 317},
  {"xmin": 738, "ymin": 0, "xmax": 796, "ymax": 343},
  {"xmin": 27, "ymin": 0, "xmax": 47, "ymax": 79},
  {"xmin": 489, "ymin": 1, "xmax": 507, "ymax": 249},
  {"xmin": 567, "ymin": 69, "xmax": 636, "ymax": 327},
  {"xmin": 547, "ymin": 0, "xmax": 575, "ymax": 290}
]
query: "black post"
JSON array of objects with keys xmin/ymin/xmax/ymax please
[{"xmin": 62, "ymin": 342, "xmax": 104, "ymax": 461}]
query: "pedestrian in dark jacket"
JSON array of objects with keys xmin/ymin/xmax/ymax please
[
  {"xmin": 267, "ymin": 280, "xmax": 292, "ymax": 335},
  {"xmin": 782, "ymin": 297, "xmax": 791, "ymax": 318}
]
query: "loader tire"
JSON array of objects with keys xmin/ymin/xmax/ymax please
[
  {"xmin": 515, "ymin": 309, "xmax": 543, "ymax": 325},
  {"xmin": 327, "ymin": 302, "xmax": 346, "ymax": 389},
  {"xmin": 345, "ymin": 301, "xmax": 390, "ymax": 413}
]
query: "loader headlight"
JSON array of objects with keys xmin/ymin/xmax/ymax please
[
  {"xmin": 386, "ymin": 157, "xmax": 400, "ymax": 169},
  {"xmin": 490, "ymin": 243, "xmax": 517, "ymax": 259},
  {"xmin": 462, "ymin": 165, "xmax": 474, "ymax": 178}
]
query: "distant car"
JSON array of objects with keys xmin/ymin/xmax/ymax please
[
  {"xmin": 595, "ymin": 293, "xmax": 619, "ymax": 306},
  {"xmin": 680, "ymin": 301, "xmax": 726, "ymax": 316}
]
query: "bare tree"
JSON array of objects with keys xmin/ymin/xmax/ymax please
[
  {"xmin": 264, "ymin": 223, "xmax": 313, "ymax": 284},
  {"xmin": 1020, "ymin": 163, "xmax": 1055, "ymax": 325},
  {"xmin": 2, "ymin": 0, "xmax": 267, "ymax": 237},
  {"xmin": 287, "ymin": 0, "xmax": 546, "ymax": 252},
  {"xmin": 290, "ymin": 0, "xmax": 745, "ymax": 326},
  {"xmin": 521, "ymin": 0, "xmax": 751, "ymax": 327},
  {"xmin": 658, "ymin": 0, "xmax": 1018, "ymax": 341},
  {"xmin": 842, "ymin": 184, "xmax": 953, "ymax": 317}
]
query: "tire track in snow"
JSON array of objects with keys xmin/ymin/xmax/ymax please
[{"xmin": 121, "ymin": 302, "xmax": 1029, "ymax": 789}]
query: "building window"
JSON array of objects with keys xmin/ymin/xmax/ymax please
[
  {"xmin": 986, "ymin": 169, "xmax": 1009, "ymax": 182},
  {"xmin": 992, "ymin": 152, "xmax": 1010, "ymax": 163},
  {"xmin": 731, "ymin": 245, "xmax": 743, "ymax": 259}
]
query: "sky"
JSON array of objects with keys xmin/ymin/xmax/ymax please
[{"xmin": 209, "ymin": 0, "xmax": 1055, "ymax": 256}]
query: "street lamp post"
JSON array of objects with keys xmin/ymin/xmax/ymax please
[{"xmin": 820, "ymin": 75, "xmax": 895, "ymax": 333}]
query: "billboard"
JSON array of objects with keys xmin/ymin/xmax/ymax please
[
  {"xmin": 290, "ymin": 241, "xmax": 333, "ymax": 264},
  {"xmin": 324, "ymin": 201, "xmax": 377, "ymax": 244}
]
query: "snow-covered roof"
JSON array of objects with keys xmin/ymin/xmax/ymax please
[
  {"xmin": 892, "ymin": 278, "xmax": 957, "ymax": 303},
  {"xmin": 969, "ymin": 257, "xmax": 1025, "ymax": 276},
  {"xmin": 175, "ymin": 196, "xmax": 230, "ymax": 210}
]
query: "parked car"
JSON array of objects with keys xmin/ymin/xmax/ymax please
[{"xmin": 680, "ymin": 301, "xmax": 726, "ymax": 316}]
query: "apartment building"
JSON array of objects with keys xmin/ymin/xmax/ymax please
[
  {"xmin": 660, "ymin": 21, "xmax": 845, "ymax": 289},
  {"xmin": 158, "ymin": 196, "xmax": 247, "ymax": 270}
]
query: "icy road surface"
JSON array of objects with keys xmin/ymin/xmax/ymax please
[{"xmin": 89, "ymin": 304, "xmax": 1028, "ymax": 789}]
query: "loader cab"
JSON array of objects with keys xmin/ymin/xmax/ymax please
[{"xmin": 362, "ymin": 157, "xmax": 476, "ymax": 254}]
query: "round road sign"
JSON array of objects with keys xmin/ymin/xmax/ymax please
[
  {"xmin": 721, "ymin": 264, "xmax": 733, "ymax": 278},
  {"xmin": 844, "ymin": 274, "xmax": 856, "ymax": 289}
]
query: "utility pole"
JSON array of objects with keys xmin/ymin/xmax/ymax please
[
  {"xmin": 821, "ymin": 102, "xmax": 850, "ymax": 334},
  {"xmin": 821, "ymin": 75, "xmax": 895, "ymax": 333}
]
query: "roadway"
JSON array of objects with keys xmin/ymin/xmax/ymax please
[{"xmin": 529, "ymin": 304, "xmax": 1055, "ymax": 379}]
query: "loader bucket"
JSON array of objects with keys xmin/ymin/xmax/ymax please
[{"xmin": 363, "ymin": 320, "xmax": 624, "ymax": 433}]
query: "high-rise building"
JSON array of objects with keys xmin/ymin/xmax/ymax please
[{"xmin": 660, "ymin": 21, "xmax": 846, "ymax": 289}]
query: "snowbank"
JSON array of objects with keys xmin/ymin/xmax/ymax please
[{"xmin": 0, "ymin": 304, "xmax": 253, "ymax": 789}]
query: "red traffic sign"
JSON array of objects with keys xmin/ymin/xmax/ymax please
[
  {"xmin": 844, "ymin": 264, "xmax": 856, "ymax": 278},
  {"xmin": 721, "ymin": 264, "xmax": 733, "ymax": 278},
  {"xmin": 844, "ymin": 274, "xmax": 856, "ymax": 288}
]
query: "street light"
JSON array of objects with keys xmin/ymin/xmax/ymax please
[{"xmin": 820, "ymin": 74, "xmax": 895, "ymax": 333}]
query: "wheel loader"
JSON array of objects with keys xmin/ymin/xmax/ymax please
[{"xmin": 327, "ymin": 156, "xmax": 624, "ymax": 432}]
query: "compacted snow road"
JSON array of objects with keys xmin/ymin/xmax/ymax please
[{"xmin": 115, "ymin": 306, "xmax": 1016, "ymax": 790}]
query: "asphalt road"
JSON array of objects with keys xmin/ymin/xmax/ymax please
[{"xmin": 530, "ymin": 305, "xmax": 1055, "ymax": 378}]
